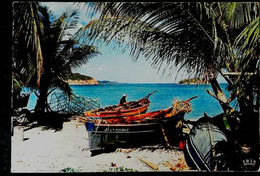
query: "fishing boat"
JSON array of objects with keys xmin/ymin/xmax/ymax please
[
  {"xmin": 84, "ymin": 91, "xmax": 157, "ymax": 119},
  {"xmin": 83, "ymin": 96, "xmax": 197, "ymax": 155},
  {"xmin": 184, "ymin": 115, "xmax": 228, "ymax": 171}
]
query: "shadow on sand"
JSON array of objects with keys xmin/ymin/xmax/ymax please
[{"xmin": 25, "ymin": 112, "xmax": 72, "ymax": 132}]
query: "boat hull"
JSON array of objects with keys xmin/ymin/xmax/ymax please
[
  {"xmin": 85, "ymin": 113, "xmax": 184, "ymax": 153},
  {"xmin": 184, "ymin": 121, "xmax": 227, "ymax": 171}
]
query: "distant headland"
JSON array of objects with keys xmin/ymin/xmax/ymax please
[{"xmin": 66, "ymin": 73, "xmax": 117, "ymax": 85}]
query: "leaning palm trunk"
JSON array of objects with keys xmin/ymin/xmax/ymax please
[
  {"xmin": 207, "ymin": 71, "xmax": 230, "ymax": 113},
  {"xmin": 29, "ymin": 2, "xmax": 44, "ymax": 87}
]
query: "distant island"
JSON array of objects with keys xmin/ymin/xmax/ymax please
[
  {"xmin": 178, "ymin": 77, "xmax": 209, "ymax": 84},
  {"xmin": 65, "ymin": 73, "xmax": 117, "ymax": 85},
  {"xmin": 66, "ymin": 73, "xmax": 98, "ymax": 85},
  {"xmin": 98, "ymin": 80, "xmax": 118, "ymax": 84}
]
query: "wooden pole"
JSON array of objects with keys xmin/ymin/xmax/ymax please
[
  {"xmin": 160, "ymin": 123, "xmax": 170, "ymax": 147},
  {"xmin": 222, "ymin": 72, "xmax": 256, "ymax": 76}
]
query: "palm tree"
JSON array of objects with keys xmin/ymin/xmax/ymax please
[
  {"xmin": 77, "ymin": 2, "xmax": 259, "ymax": 116},
  {"xmin": 77, "ymin": 2, "xmax": 228, "ymax": 111},
  {"xmin": 199, "ymin": 2, "xmax": 259, "ymax": 109},
  {"xmin": 77, "ymin": 3, "xmax": 259, "ymax": 169},
  {"xmin": 13, "ymin": 2, "xmax": 100, "ymax": 113}
]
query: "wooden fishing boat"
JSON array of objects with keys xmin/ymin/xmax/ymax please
[
  {"xmin": 83, "ymin": 97, "xmax": 197, "ymax": 155},
  {"xmin": 84, "ymin": 91, "xmax": 156, "ymax": 118},
  {"xmin": 85, "ymin": 108, "xmax": 184, "ymax": 154},
  {"xmin": 184, "ymin": 116, "xmax": 228, "ymax": 171}
]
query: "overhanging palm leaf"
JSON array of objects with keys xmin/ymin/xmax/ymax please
[
  {"xmin": 40, "ymin": 8, "xmax": 100, "ymax": 98},
  {"xmin": 217, "ymin": 2, "xmax": 258, "ymax": 29},
  {"xmin": 79, "ymin": 2, "xmax": 259, "ymax": 115},
  {"xmin": 13, "ymin": 2, "xmax": 44, "ymax": 87},
  {"xmin": 235, "ymin": 16, "xmax": 259, "ymax": 59},
  {"xmin": 206, "ymin": 2, "xmax": 259, "ymax": 100},
  {"xmin": 78, "ymin": 2, "xmax": 218, "ymax": 78}
]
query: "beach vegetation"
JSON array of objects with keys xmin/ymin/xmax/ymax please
[
  {"xmin": 61, "ymin": 167, "xmax": 79, "ymax": 173},
  {"xmin": 13, "ymin": 2, "xmax": 100, "ymax": 113},
  {"xmin": 104, "ymin": 166, "xmax": 136, "ymax": 172}
]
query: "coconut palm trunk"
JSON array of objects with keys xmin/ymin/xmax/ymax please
[
  {"xmin": 35, "ymin": 75, "xmax": 49, "ymax": 113},
  {"xmin": 208, "ymin": 71, "xmax": 230, "ymax": 113}
]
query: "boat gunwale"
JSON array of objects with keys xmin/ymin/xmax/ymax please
[
  {"xmin": 90, "ymin": 129, "xmax": 157, "ymax": 134},
  {"xmin": 98, "ymin": 102, "xmax": 149, "ymax": 114},
  {"xmin": 95, "ymin": 122, "xmax": 161, "ymax": 127},
  {"xmin": 91, "ymin": 113, "xmax": 184, "ymax": 129}
]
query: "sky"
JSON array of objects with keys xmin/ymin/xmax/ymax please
[{"xmin": 40, "ymin": 2, "xmax": 226, "ymax": 83}]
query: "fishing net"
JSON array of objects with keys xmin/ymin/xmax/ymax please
[
  {"xmin": 49, "ymin": 92, "xmax": 100, "ymax": 114},
  {"xmin": 169, "ymin": 99, "xmax": 192, "ymax": 117}
]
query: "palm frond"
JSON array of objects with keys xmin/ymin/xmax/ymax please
[
  {"xmin": 218, "ymin": 2, "xmax": 258, "ymax": 29},
  {"xmin": 13, "ymin": 2, "xmax": 44, "ymax": 87},
  {"xmin": 235, "ymin": 16, "xmax": 259, "ymax": 58},
  {"xmin": 65, "ymin": 44, "xmax": 100, "ymax": 69},
  {"xmin": 51, "ymin": 77, "xmax": 73, "ymax": 98},
  {"xmin": 78, "ymin": 2, "xmax": 219, "ymax": 78}
]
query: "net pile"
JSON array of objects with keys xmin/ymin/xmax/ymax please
[
  {"xmin": 168, "ymin": 99, "xmax": 192, "ymax": 117},
  {"xmin": 49, "ymin": 92, "xmax": 100, "ymax": 114}
]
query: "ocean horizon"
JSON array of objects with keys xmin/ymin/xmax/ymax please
[{"xmin": 22, "ymin": 83, "xmax": 232, "ymax": 120}]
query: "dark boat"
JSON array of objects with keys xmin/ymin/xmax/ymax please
[
  {"xmin": 84, "ymin": 97, "xmax": 197, "ymax": 155},
  {"xmin": 84, "ymin": 91, "xmax": 157, "ymax": 119},
  {"xmin": 12, "ymin": 93, "xmax": 31, "ymax": 124},
  {"xmin": 13, "ymin": 92, "xmax": 30, "ymax": 109},
  {"xmin": 184, "ymin": 116, "xmax": 228, "ymax": 171}
]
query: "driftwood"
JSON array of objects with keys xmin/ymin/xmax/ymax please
[{"xmin": 138, "ymin": 156, "xmax": 159, "ymax": 170}]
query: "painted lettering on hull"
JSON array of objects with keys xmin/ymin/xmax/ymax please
[{"xmin": 104, "ymin": 128, "xmax": 129, "ymax": 132}]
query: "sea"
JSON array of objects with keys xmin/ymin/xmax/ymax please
[{"xmin": 22, "ymin": 83, "xmax": 233, "ymax": 120}]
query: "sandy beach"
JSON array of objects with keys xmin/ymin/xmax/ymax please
[{"xmin": 11, "ymin": 118, "xmax": 193, "ymax": 173}]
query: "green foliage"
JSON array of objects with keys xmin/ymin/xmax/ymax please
[
  {"xmin": 61, "ymin": 167, "xmax": 79, "ymax": 173},
  {"xmin": 178, "ymin": 78, "xmax": 208, "ymax": 84},
  {"xmin": 78, "ymin": 3, "xmax": 217, "ymax": 78},
  {"xmin": 66, "ymin": 73, "xmax": 93, "ymax": 81},
  {"xmin": 79, "ymin": 2, "xmax": 259, "ymax": 115},
  {"xmin": 103, "ymin": 166, "xmax": 137, "ymax": 172},
  {"xmin": 13, "ymin": 2, "xmax": 100, "ymax": 111}
]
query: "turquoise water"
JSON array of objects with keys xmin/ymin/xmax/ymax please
[{"xmin": 23, "ymin": 83, "xmax": 232, "ymax": 119}]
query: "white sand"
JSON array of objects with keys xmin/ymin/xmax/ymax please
[{"xmin": 11, "ymin": 119, "xmax": 192, "ymax": 173}]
